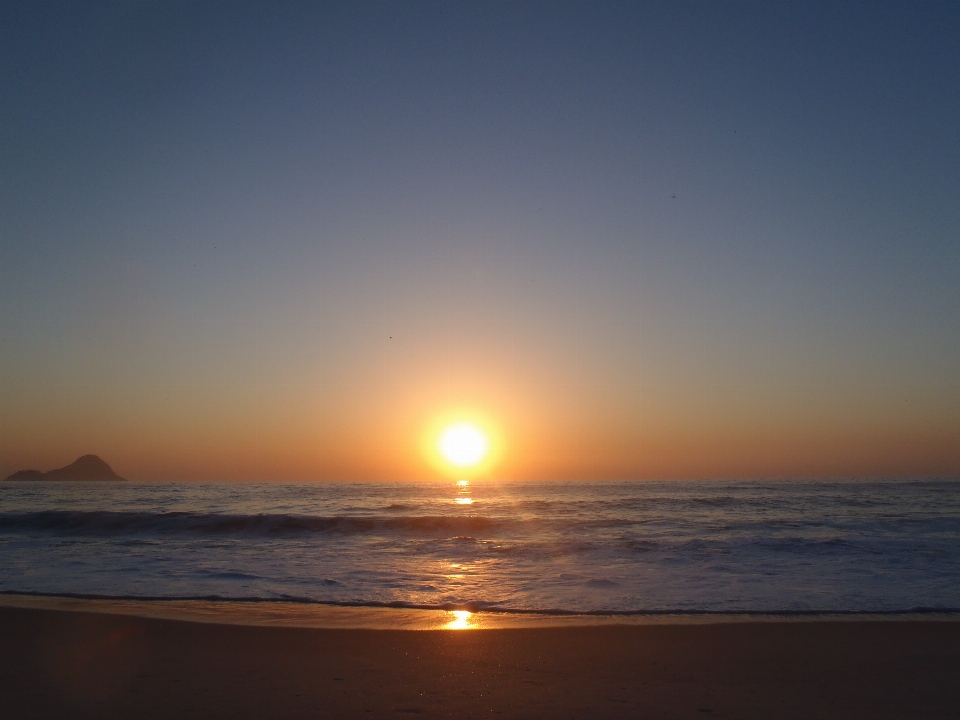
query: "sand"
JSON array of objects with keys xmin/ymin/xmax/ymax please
[{"xmin": 2, "ymin": 604, "xmax": 959, "ymax": 719}]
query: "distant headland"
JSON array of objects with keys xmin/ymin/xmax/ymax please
[{"xmin": 4, "ymin": 455, "xmax": 126, "ymax": 482}]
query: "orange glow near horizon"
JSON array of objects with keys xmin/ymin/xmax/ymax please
[{"xmin": 6, "ymin": 380, "xmax": 960, "ymax": 481}]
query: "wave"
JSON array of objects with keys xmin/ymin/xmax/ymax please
[
  {"xmin": 5, "ymin": 510, "xmax": 954, "ymax": 559},
  {"xmin": 2, "ymin": 590, "xmax": 959, "ymax": 616},
  {"xmin": 0, "ymin": 510, "xmax": 512, "ymax": 539}
]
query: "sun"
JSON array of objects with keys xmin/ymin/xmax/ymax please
[
  {"xmin": 438, "ymin": 423, "xmax": 489, "ymax": 468},
  {"xmin": 424, "ymin": 413, "xmax": 499, "ymax": 477}
]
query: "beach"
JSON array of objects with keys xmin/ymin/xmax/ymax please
[
  {"xmin": 3, "ymin": 602, "xmax": 959, "ymax": 719},
  {"xmin": 6, "ymin": 2, "xmax": 960, "ymax": 717},
  {"xmin": 4, "ymin": 480, "xmax": 959, "ymax": 718}
]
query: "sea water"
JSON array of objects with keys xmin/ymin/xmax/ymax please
[{"xmin": 1, "ymin": 479, "xmax": 958, "ymax": 613}]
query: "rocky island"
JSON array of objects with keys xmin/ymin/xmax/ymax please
[{"xmin": 4, "ymin": 455, "xmax": 125, "ymax": 481}]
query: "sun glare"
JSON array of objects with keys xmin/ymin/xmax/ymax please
[{"xmin": 438, "ymin": 423, "xmax": 489, "ymax": 468}]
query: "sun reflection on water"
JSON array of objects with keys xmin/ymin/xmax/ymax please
[
  {"xmin": 444, "ymin": 610, "xmax": 476, "ymax": 630},
  {"xmin": 454, "ymin": 479, "xmax": 474, "ymax": 505}
]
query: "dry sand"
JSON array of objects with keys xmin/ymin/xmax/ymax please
[{"xmin": 2, "ymin": 604, "xmax": 959, "ymax": 719}]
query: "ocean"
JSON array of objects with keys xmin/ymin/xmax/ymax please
[{"xmin": 1, "ymin": 479, "xmax": 958, "ymax": 614}]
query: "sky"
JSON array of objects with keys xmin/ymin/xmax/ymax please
[{"xmin": 2, "ymin": 1, "xmax": 959, "ymax": 481}]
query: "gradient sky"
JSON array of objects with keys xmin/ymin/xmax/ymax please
[{"xmin": 2, "ymin": 1, "xmax": 959, "ymax": 481}]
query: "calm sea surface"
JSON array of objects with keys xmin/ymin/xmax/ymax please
[{"xmin": 1, "ymin": 479, "xmax": 958, "ymax": 613}]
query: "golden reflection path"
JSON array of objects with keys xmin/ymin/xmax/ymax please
[
  {"xmin": 445, "ymin": 481, "xmax": 479, "ymax": 626},
  {"xmin": 454, "ymin": 479, "xmax": 473, "ymax": 505}
]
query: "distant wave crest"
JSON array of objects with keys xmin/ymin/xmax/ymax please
[{"xmin": 0, "ymin": 510, "xmax": 508, "ymax": 538}]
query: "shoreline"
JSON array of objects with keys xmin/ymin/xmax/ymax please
[{"xmin": 3, "ymin": 592, "xmax": 959, "ymax": 630}]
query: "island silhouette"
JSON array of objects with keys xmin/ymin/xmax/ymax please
[{"xmin": 4, "ymin": 455, "xmax": 125, "ymax": 481}]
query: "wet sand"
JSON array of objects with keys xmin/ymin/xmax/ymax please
[{"xmin": 2, "ymin": 604, "xmax": 959, "ymax": 719}]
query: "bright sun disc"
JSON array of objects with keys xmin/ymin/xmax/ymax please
[{"xmin": 438, "ymin": 423, "xmax": 489, "ymax": 468}]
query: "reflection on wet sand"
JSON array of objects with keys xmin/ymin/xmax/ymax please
[{"xmin": 444, "ymin": 610, "xmax": 476, "ymax": 630}]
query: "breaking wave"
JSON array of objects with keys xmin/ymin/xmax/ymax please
[
  {"xmin": 2, "ymin": 479, "xmax": 959, "ymax": 612},
  {"xmin": 0, "ymin": 510, "xmax": 513, "ymax": 538}
]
